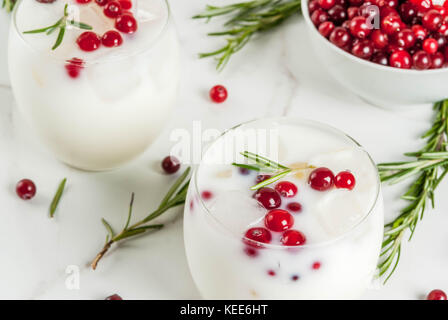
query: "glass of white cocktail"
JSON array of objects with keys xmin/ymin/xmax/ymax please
[
  {"xmin": 9, "ymin": 0, "xmax": 178, "ymax": 170},
  {"xmin": 184, "ymin": 118, "xmax": 384, "ymax": 299}
]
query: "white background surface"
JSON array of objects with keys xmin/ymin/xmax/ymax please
[{"xmin": 0, "ymin": 1, "xmax": 447, "ymax": 300}]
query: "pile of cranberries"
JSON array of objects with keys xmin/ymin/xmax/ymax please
[
  {"xmin": 310, "ymin": 0, "xmax": 448, "ymax": 69},
  {"xmin": 243, "ymin": 167, "xmax": 356, "ymax": 253},
  {"xmin": 65, "ymin": 0, "xmax": 137, "ymax": 78}
]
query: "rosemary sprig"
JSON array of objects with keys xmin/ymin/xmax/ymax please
[
  {"xmin": 2, "ymin": 0, "xmax": 16, "ymax": 13},
  {"xmin": 194, "ymin": 0, "xmax": 301, "ymax": 70},
  {"xmin": 232, "ymin": 151, "xmax": 293, "ymax": 190},
  {"xmin": 50, "ymin": 178, "xmax": 67, "ymax": 218},
  {"xmin": 23, "ymin": 4, "xmax": 92, "ymax": 50},
  {"xmin": 91, "ymin": 167, "xmax": 191, "ymax": 270},
  {"xmin": 378, "ymin": 100, "xmax": 448, "ymax": 283}
]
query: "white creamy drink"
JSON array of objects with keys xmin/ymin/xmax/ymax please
[
  {"xmin": 184, "ymin": 118, "xmax": 384, "ymax": 299},
  {"xmin": 9, "ymin": 0, "xmax": 178, "ymax": 170}
]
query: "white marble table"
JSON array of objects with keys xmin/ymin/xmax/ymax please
[{"xmin": 0, "ymin": 1, "xmax": 447, "ymax": 300}]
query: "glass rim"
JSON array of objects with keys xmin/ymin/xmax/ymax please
[
  {"xmin": 192, "ymin": 116, "xmax": 382, "ymax": 250},
  {"xmin": 11, "ymin": 0, "xmax": 171, "ymax": 66}
]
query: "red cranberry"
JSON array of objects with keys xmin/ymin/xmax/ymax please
[
  {"xmin": 371, "ymin": 30, "xmax": 389, "ymax": 49},
  {"xmin": 281, "ymin": 229, "xmax": 306, "ymax": 246},
  {"xmin": 393, "ymin": 28, "xmax": 416, "ymax": 48},
  {"xmin": 311, "ymin": 9, "xmax": 330, "ymax": 26},
  {"xmin": 410, "ymin": 0, "xmax": 432, "ymax": 13},
  {"xmin": 267, "ymin": 270, "xmax": 276, "ymax": 276},
  {"xmin": 423, "ymin": 38, "xmax": 438, "ymax": 53},
  {"xmin": 319, "ymin": 21, "xmax": 335, "ymax": 38},
  {"xmin": 334, "ymin": 0, "xmax": 347, "ymax": 6},
  {"xmin": 328, "ymin": 5, "xmax": 347, "ymax": 25},
  {"xmin": 275, "ymin": 181, "xmax": 298, "ymax": 198},
  {"xmin": 427, "ymin": 289, "xmax": 447, "ymax": 300},
  {"xmin": 412, "ymin": 24, "xmax": 428, "ymax": 40},
  {"xmin": 431, "ymin": 52, "xmax": 445, "ymax": 68},
  {"xmin": 115, "ymin": 12, "xmax": 138, "ymax": 34},
  {"xmin": 119, "ymin": 0, "xmax": 132, "ymax": 10},
  {"xmin": 347, "ymin": 7, "xmax": 359, "ymax": 19},
  {"xmin": 330, "ymin": 27, "xmax": 352, "ymax": 48},
  {"xmin": 209, "ymin": 85, "xmax": 228, "ymax": 103},
  {"xmin": 312, "ymin": 261, "xmax": 322, "ymax": 270},
  {"xmin": 381, "ymin": 6, "xmax": 399, "ymax": 19},
  {"xmin": 372, "ymin": 52, "xmax": 389, "ymax": 66},
  {"xmin": 318, "ymin": 0, "xmax": 336, "ymax": 10},
  {"xmin": 255, "ymin": 174, "xmax": 272, "ymax": 183},
  {"xmin": 104, "ymin": 1, "xmax": 122, "ymax": 18},
  {"xmin": 201, "ymin": 190, "xmax": 213, "ymax": 200},
  {"xmin": 386, "ymin": 43, "xmax": 405, "ymax": 54},
  {"xmin": 308, "ymin": 167, "xmax": 335, "ymax": 191},
  {"xmin": 253, "ymin": 187, "xmax": 281, "ymax": 209},
  {"xmin": 16, "ymin": 179, "xmax": 36, "ymax": 200},
  {"xmin": 291, "ymin": 275, "xmax": 300, "ymax": 281},
  {"xmin": 422, "ymin": 10, "xmax": 443, "ymax": 31},
  {"xmin": 309, "ymin": 0, "xmax": 320, "ymax": 14},
  {"xmin": 264, "ymin": 209, "xmax": 294, "ymax": 232},
  {"xmin": 334, "ymin": 171, "xmax": 356, "ymax": 190},
  {"xmin": 76, "ymin": 0, "xmax": 92, "ymax": 3},
  {"xmin": 287, "ymin": 202, "xmax": 303, "ymax": 213},
  {"xmin": 438, "ymin": 23, "xmax": 448, "ymax": 36},
  {"xmin": 349, "ymin": 16, "xmax": 371, "ymax": 39},
  {"xmin": 431, "ymin": 33, "xmax": 447, "ymax": 49},
  {"xmin": 77, "ymin": 32, "xmax": 101, "ymax": 52},
  {"xmin": 412, "ymin": 50, "xmax": 432, "ymax": 69},
  {"xmin": 381, "ymin": 15, "xmax": 402, "ymax": 35},
  {"xmin": 244, "ymin": 247, "xmax": 258, "ymax": 257},
  {"xmin": 95, "ymin": 0, "xmax": 109, "ymax": 6},
  {"xmin": 433, "ymin": 5, "xmax": 447, "ymax": 17},
  {"xmin": 244, "ymin": 227, "xmax": 272, "ymax": 246},
  {"xmin": 444, "ymin": 45, "xmax": 448, "ymax": 61},
  {"xmin": 399, "ymin": 2, "xmax": 418, "ymax": 23},
  {"xmin": 238, "ymin": 167, "xmax": 250, "ymax": 175},
  {"xmin": 65, "ymin": 58, "xmax": 84, "ymax": 78},
  {"xmin": 348, "ymin": 0, "xmax": 363, "ymax": 5},
  {"xmin": 389, "ymin": 50, "xmax": 411, "ymax": 68},
  {"xmin": 102, "ymin": 30, "xmax": 123, "ymax": 47},
  {"xmin": 351, "ymin": 39, "xmax": 374, "ymax": 59},
  {"xmin": 105, "ymin": 294, "xmax": 122, "ymax": 300},
  {"xmin": 161, "ymin": 156, "xmax": 180, "ymax": 174}
]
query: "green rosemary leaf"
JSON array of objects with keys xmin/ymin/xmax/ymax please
[
  {"xmin": 68, "ymin": 20, "xmax": 93, "ymax": 30},
  {"xmin": 250, "ymin": 169, "xmax": 291, "ymax": 190},
  {"xmin": 159, "ymin": 167, "xmax": 191, "ymax": 208},
  {"xmin": 101, "ymin": 218, "xmax": 115, "ymax": 239},
  {"xmin": 52, "ymin": 26, "xmax": 65, "ymax": 50},
  {"xmin": 123, "ymin": 193, "xmax": 135, "ymax": 230},
  {"xmin": 231, "ymin": 162, "xmax": 263, "ymax": 172},
  {"xmin": 49, "ymin": 178, "xmax": 67, "ymax": 218}
]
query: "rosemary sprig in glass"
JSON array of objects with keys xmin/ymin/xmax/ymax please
[
  {"xmin": 194, "ymin": 0, "xmax": 302, "ymax": 70},
  {"xmin": 232, "ymin": 151, "xmax": 310, "ymax": 190},
  {"xmin": 377, "ymin": 99, "xmax": 448, "ymax": 282},
  {"xmin": 91, "ymin": 167, "xmax": 191, "ymax": 270},
  {"xmin": 23, "ymin": 4, "xmax": 92, "ymax": 50}
]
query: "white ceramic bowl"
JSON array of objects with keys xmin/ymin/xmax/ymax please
[{"xmin": 301, "ymin": 0, "xmax": 448, "ymax": 108}]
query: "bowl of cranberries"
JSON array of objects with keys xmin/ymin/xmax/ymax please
[{"xmin": 303, "ymin": 0, "xmax": 448, "ymax": 107}]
